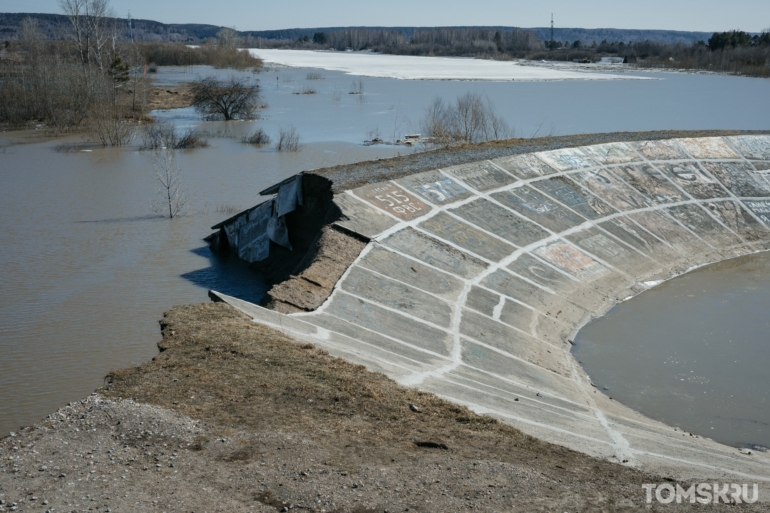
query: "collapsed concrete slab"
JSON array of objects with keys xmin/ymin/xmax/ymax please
[{"xmin": 211, "ymin": 136, "xmax": 770, "ymax": 484}]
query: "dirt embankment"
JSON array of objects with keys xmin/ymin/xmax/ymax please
[{"xmin": 2, "ymin": 303, "xmax": 757, "ymax": 512}]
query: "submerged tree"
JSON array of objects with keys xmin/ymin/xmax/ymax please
[
  {"xmin": 190, "ymin": 75, "xmax": 260, "ymax": 121},
  {"xmin": 152, "ymin": 150, "xmax": 187, "ymax": 218}
]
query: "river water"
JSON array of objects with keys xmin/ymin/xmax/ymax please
[
  {"xmin": 1, "ymin": 60, "xmax": 769, "ymax": 439},
  {"xmin": 573, "ymin": 252, "xmax": 770, "ymax": 450}
]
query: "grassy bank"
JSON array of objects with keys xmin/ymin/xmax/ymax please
[{"xmin": 138, "ymin": 43, "xmax": 263, "ymax": 69}]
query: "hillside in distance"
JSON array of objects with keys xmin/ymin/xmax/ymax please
[{"xmin": 0, "ymin": 12, "xmax": 719, "ymax": 45}]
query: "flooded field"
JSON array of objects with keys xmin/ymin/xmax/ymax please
[
  {"xmin": 1, "ymin": 58, "xmax": 770, "ymax": 437},
  {"xmin": 574, "ymin": 252, "xmax": 770, "ymax": 450},
  {"xmin": 0, "ymin": 134, "xmax": 406, "ymax": 436},
  {"xmin": 151, "ymin": 63, "xmax": 770, "ymax": 140}
]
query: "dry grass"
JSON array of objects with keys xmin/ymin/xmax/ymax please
[
  {"xmin": 146, "ymin": 84, "xmax": 195, "ymax": 111},
  {"xmin": 293, "ymin": 86, "xmax": 318, "ymax": 95}
]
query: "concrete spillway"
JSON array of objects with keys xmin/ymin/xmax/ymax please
[{"xmin": 212, "ymin": 136, "xmax": 770, "ymax": 482}]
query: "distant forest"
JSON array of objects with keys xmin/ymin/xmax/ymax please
[
  {"xmin": 0, "ymin": 13, "xmax": 728, "ymax": 46},
  {"xmin": 1, "ymin": 13, "xmax": 768, "ymax": 77}
]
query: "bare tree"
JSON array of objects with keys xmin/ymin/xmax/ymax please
[
  {"xmin": 389, "ymin": 102, "xmax": 408, "ymax": 142},
  {"xmin": 125, "ymin": 40, "xmax": 149, "ymax": 112},
  {"xmin": 152, "ymin": 150, "xmax": 187, "ymax": 218},
  {"xmin": 190, "ymin": 75, "xmax": 260, "ymax": 120},
  {"xmin": 58, "ymin": 0, "xmax": 113, "ymax": 84},
  {"xmin": 421, "ymin": 91, "xmax": 511, "ymax": 146},
  {"xmin": 217, "ymin": 27, "xmax": 242, "ymax": 49},
  {"xmin": 420, "ymin": 97, "xmax": 454, "ymax": 144}
]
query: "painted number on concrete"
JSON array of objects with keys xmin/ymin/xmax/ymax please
[{"xmin": 353, "ymin": 182, "xmax": 429, "ymax": 221}]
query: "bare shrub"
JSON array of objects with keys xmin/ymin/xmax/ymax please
[
  {"xmin": 141, "ymin": 119, "xmax": 176, "ymax": 149},
  {"xmin": 141, "ymin": 120, "xmax": 208, "ymax": 149},
  {"xmin": 331, "ymin": 86, "xmax": 342, "ymax": 102},
  {"xmin": 190, "ymin": 75, "xmax": 260, "ymax": 121},
  {"xmin": 242, "ymin": 128, "xmax": 271, "ymax": 145},
  {"xmin": 176, "ymin": 129, "xmax": 209, "ymax": 149},
  {"xmin": 151, "ymin": 150, "xmax": 187, "ymax": 218},
  {"xmin": 88, "ymin": 107, "xmax": 134, "ymax": 146},
  {"xmin": 293, "ymin": 86, "xmax": 317, "ymax": 95},
  {"xmin": 349, "ymin": 78, "xmax": 364, "ymax": 94},
  {"xmin": 137, "ymin": 43, "xmax": 263, "ymax": 70},
  {"xmin": 306, "ymin": 72, "xmax": 325, "ymax": 80},
  {"xmin": 421, "ymin": 91, "xmax": 511, "ymax": 145},
  {"xmin": 275, "ymin": 125, "xmax": 300, "ymax": 152}
]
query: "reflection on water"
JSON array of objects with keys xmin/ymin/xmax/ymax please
[{"xmin": 573, "ymin": 252, "xmax": 770, "ymax": 449}]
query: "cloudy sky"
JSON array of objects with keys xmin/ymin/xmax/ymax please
[{"xmin": 2, "ymin": 0, "xmax": 769, "ymax": 32}]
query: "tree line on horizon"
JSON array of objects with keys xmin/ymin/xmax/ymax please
[{"xmin": 525, "ymin": 29, "xmax": 770, "ymax": 77}]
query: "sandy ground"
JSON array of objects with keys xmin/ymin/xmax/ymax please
[
  {"xmin": 247, "ymin": 49, "xmax": 650, "ymax": 81},
  {"xmin": 0, "ymin": 303, "xmax": 764, "ymax": 512}
]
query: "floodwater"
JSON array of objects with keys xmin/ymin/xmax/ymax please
[
  {"xmin": 149, "ymin": 63, "xmax": 770, "ymax": 140},
  {"xmin": 573, "ymin": 252, "xmax": 770, "ymax": 450},
  {"xmin": 1, "ymin": 61, "xmax": 769, "ymax": 437},
  {"xmin": 0, "ymin": 133, "xmax": 406, "ymax": 436}
]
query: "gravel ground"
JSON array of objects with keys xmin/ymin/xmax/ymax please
[
  {"xmin": 312, "ymin": 130, "xmax": 770, "ymax": 192},
  {"xmin": 1, "ymin": 303, "xmax": 765, "ymax": 513}
]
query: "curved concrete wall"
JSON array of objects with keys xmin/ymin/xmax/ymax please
[{"xmin": 214, "ymin": 136, "xmax": 770, "ymax": 482}]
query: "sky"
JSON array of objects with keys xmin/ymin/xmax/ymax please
[{"xmin": 2, "ymin": 0, "xmax": 769, "ymax": 33}]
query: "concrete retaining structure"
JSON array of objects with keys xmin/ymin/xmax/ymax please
[{"xmin": 212, "ymin": 136, "xmax": 770, "ymax": 483}]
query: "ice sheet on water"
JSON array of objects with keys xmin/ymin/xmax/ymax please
[{"xmin": 249, "ymin": 49, "xmax": 651, "ymax": 82}]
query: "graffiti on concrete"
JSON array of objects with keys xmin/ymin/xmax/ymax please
[{"xmin": 211, "ymin": 136, "xmax": 770, "ymax": 483}]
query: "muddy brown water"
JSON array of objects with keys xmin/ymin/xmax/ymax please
[
  {"xmin": 573, "ymin": 252, "xmax": 770, "ymax": 450},
  {"xmin": 2, "ymin": 62, "xmax": 770, "ymax": 440},
  {"xmin": 0, "ymin": 132, "xmax": 406, "ymax": 436}
]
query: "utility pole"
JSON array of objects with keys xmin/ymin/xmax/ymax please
[
  {"xmin": 550, "ymin": 13, "xmax": 554, "ymax": 50},
  {"xmin": 127, "ymin": 10, "xmax": 134, "ymax": 42}
]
